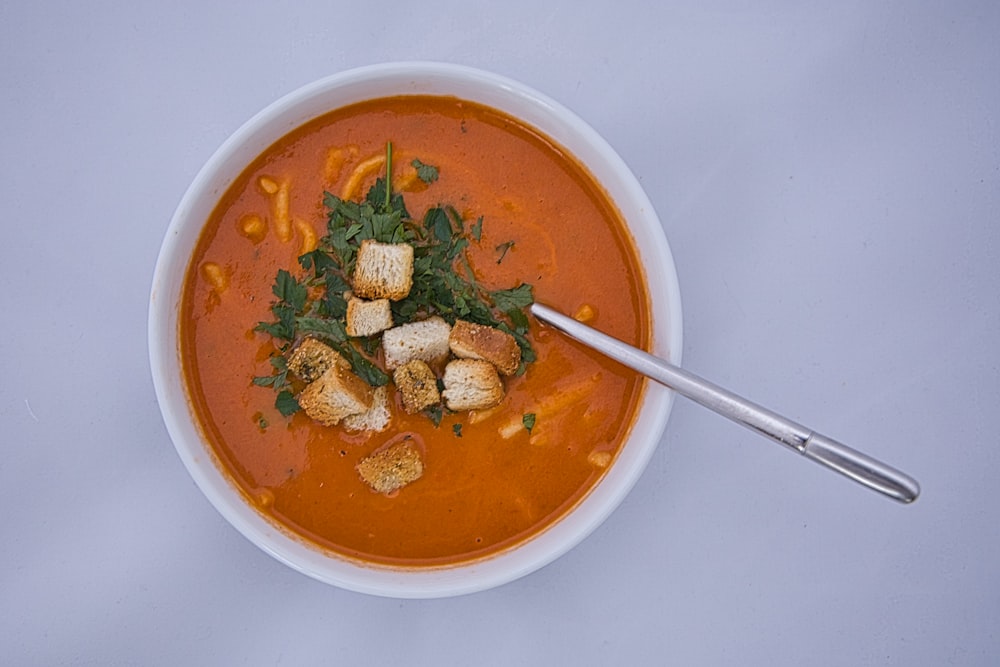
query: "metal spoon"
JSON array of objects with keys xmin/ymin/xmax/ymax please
[{"xmin": 530, "ymin": 302, "xmax": 920, "ymax": 504}]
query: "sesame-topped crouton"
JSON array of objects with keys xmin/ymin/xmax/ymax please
[
  {"xmin": 449, "ymin": 319, "xmax": 521, "ymax": 376},
  {"xmin": 345, "ymin": 295, "xmax": 393, "ymax": 337},
  {"xmin": 297, "ymin": 363, "xmax": 374, "ymax": 426},
  {"xmin": 441, "ymin": 359, "xmax": 505, "ymax": 412},
  {"xmin": 287, "ymin": 337, "xmax": 346, "ymax": 383},
  {"xmin": 382, "ymin": 316, "xmax": 452, "ymax": 370},
  {"xmin": 356, "ymin": 438, "xmax": 424, "ymax": 494},
  {"xmin": 352, "ymin": 239, "xmax": 414, "ymax": 301},
  {"xmin": 393, "ymin": 360, "xmax": 441, "ymax": 414},
  {"xmin": 343, "ymin": 385, "xmax": 392, "ymax": 433}
]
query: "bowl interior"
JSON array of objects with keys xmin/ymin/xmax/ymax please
[{"xmin": 149, "ymin": 62, "xmax": 683, "ymax": 598}]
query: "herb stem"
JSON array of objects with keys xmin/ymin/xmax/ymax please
[{"xmin": 384, "ymin": 141, "xmax": 393, "ymax": 210}]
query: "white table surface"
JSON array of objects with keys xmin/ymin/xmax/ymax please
[{"xmin": 3, "ymin": 2, "xmax": 998, "ymax": 664}]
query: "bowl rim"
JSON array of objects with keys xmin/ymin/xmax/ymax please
[{"xmin": 148, "ymin": 61, "xmax": 683, "ymax": 598}]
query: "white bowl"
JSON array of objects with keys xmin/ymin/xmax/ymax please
[{"xmin": 149, "ymin": 62, "xmax": 683, "ymax": 598}]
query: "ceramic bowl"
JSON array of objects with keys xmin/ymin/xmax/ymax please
[{"xmin": 149, "ymin": 62, "xmax": 683, "ymax": 598}]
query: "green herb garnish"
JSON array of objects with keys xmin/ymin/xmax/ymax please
[
  {"xmin": 411, "ymin": 158, "xmax": 439, "ymax": 184},
  {"xmin": 522, "ymin": 413, "xmax": 537, "ymax": 433},
  {"xmin": 495, "ymin": 240, "xmax": 515, "ymax": 264},
  {"xmin": 253, "ymin": 142, "xmax": 536, "ymax": 416},
  {"xmin": 274, "ymin": 390, "xmax": 300, "ymax": 417},
  {"xmin": 424, "ymin": 404, "xmax": 444, "ymax": 427}
]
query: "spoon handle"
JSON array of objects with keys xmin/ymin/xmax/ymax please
[{"xmin": 530, "ymin": 303, "xmax": 920, "ymax": 504}]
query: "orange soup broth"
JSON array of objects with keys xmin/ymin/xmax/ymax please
[{"xmin": 181, "ymin": 96, "xmax": 649, "ymax": 566}]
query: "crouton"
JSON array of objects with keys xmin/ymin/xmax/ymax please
[
  {"xmin": 449, "ymin": 319, "xmax": 521, "ymax": 376},
  {"xmin": 352, "ymin": 239, "xmax": 414, "ymax": 301},
  {"xmin": 382, "ymin": 316, "xmax": 452, "ymax": 370},
  {"xmin": 287, "ymin": 338, "xmax": 346, "ymax": 383},
  {"xmin": 297, "ymin": 363, "xmax": 374, "ymax": 426},
  {"xmin": 356, "ymin": 437, "xmax": 424, "ymax": 494},
  {"xmin": 345, "ymin": 296, "xmax": 393, "ymax": 337},
  {"xmin": 343, "ymin": 385, "xmax": 392, "ymax": 433},
  {"xmin": 441, "ymin": 359, "xmax": 505, "ymax": 412},
  {"xmin": 393, "ymin": 360, "xmax": 441, "ymax": 414}
]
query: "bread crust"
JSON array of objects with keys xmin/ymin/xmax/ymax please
[
  {"xmin": 441, "ymin": 359, "xmax": 504, "ymax": 412},
  {"xmin": 297, "ymin": 363, "xmax": 374, "ymax": 426},
  {"xmin": 343, "ymin": 385, "xmax": 392, "ymax": 432},
  {"xmin": 356, "ymin": 438, "xmax": 424, "ymax": 494},
  {"xmin": 345, "ymin": 296, "xmax": 393, "ymax": 337},
  {"xmin": 352, "ymin": 239, "xmax": 414, "ymax": 301},
  {"xmin": 287, "ymin": 337, "xmax": 346, "ymax": 383},
  {"xmin": 393, "ymin": 360, "xmax": 441, "ymax": 414},
  {"xmin": 449, "ymin": 319, "xmax": 521, "ymax": 376},
  {"xmin": 382, "ymin": 316, "xmax": 452, "ymax": 370}
]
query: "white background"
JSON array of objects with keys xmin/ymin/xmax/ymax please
[{"xmin": 3, "ymin": 1, "xmax": 998, "ymax": 665}]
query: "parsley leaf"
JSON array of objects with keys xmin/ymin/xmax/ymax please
[
  {"xmin": 424, "ymin": 404, "xmax": 444, "ymax": 427},
  {"xmin": 492, "ymin": 284, "xmax": 534, "ymax": 314},
  {"xmin": 254, "ymin": 317, "xmax": 292, "ymax": 342},
  {"xmin": 522, "ymin": 413, "xmax": 536, "ymax": 433},
  {"xmin": 426, "ymin": 206, "xmax": 453, "ymax": 244},
  {"xmin": 298, "ymin": 248, "xmax": 339, "ymax": 279},
  {"xmin": 411, "ymin": 158, "xmax": 439, "ymax": 184},
  {"xmin": 273, "ymin": 269, "xmax": 308, "ymax": 312},
  {"xmin": 295, "ymin": 316, "xmax": 349, "ymax": 343},
  {"xmin": 275, "ymin": 390, "xmax": 300, "ymax": 416},
  {"xmin": 252, "ymin": 355, "xmax": 300, "ymax": 416},
  {"xmin": 340, "ymin": 347, "xmax": 390, "ymax": 387}
]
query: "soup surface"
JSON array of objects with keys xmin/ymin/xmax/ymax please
[{"xmin": 181, "ymin": 95, "xmax": 649, "ymax": 566}]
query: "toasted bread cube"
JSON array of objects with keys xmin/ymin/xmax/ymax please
[
  {"xmin": 393, "ymin": 360, "xmax": 441, "ymax": 414},
  {"xmin": 345, "ymin": 296, "xmax": 393, "ymax": 337},
  {"xmin": 287, "ymin": 338, "xmax": 346, "ymax": 383},
  {"xmin": 343, "ymin": 385, "xmax": 392, "ymax": 433},
  {"xmin": 442, "ymin": 359, "xmax": 504, "ymax": 412},
  {"xmin": 352, "ymin": 239, "xmax": 414, "ymax": 301},
  {"xmin": 356, "ymin": 438, "xmax": 424, "ymax": 494},
  {"xmin": 449, "ymin": 319, "xmax": 521, "ymax": 376},
  {"xmin": 382, "ymin": 316, "xmax": 452, "ymax": 370},
  {"xmin": 297, "ymin": 363, "xmax": 374, "ymax": 426}
]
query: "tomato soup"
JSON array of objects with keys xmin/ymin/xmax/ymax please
[{"xmin": 180, "ymin": 95, "xmax": 649, "ymax": 566}]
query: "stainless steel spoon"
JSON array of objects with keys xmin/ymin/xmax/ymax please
[{"xmin": 530, "ymin": 302, "xmax": 920, "ymax": 504}]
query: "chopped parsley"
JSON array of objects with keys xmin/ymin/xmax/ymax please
[
  {"xmin": 274, "ymin": 390, "xmax": 300, "ymax": 417},
  {"xmin": 253, "ymin": 142, "xmax": 536, "ymax": 416},
  {"xmin": 495, "ymin": 241, "xmax": 515, "ymax": 264},
  {"xmin": 411, "ymin": 158, "xmax": 439, "ymax": 184},
  {"xmin": 522, "ymin": 413, "xmax": 537, "ymax": 433},
  {"xmin": 424, "ymin": 404, "xmax": 444, "ymax": 427},
  {"xmin": 470, "ymin": 216, "xmax": 484, "ymax": 242}
]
